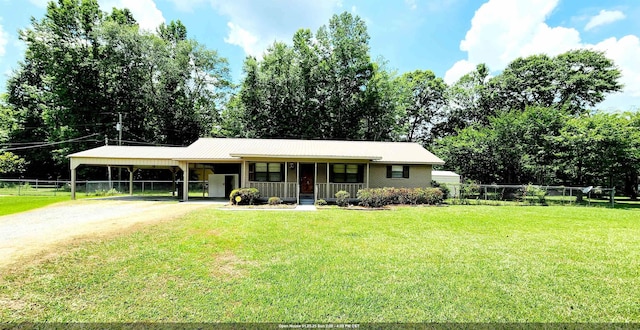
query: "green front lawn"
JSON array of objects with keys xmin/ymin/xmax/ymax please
[
  {"xmin": 1, "ymin": 206, "xmax": 638, "ymax": 322},
  {"xmin": 0, "ymin": 196, "xmax": 73, "ymax": 216}
]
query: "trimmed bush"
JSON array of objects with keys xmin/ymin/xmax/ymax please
[
  {"xmin": 229, "ymin": 188, "xmax": 260, "ymax": 205},
  {"xmin": 268, "ymin": 196, "xmax": 282, "ymax": 205},
  {"xmin": 315, "ymin": 199, "xmax": 327, "ymax": 206},
  {"xmin": 357, "ymin": 187, "xmax": 444, "ymax": 207},
  {"xmin": 431, "ymin": 181, "xmax": 450, "ymax": 200},
  {"xmin": 335, "ymin": 190, "xmax": 350, "ymax": 207}
]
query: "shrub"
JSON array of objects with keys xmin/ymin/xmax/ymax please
[
  {"xmin": 521, "ymin": 184, "xmax": 547, "ymax": 205},
  {"xmin": 335, "ymin": 190, "xmax": 350, "ymax": 207},
  {"xmin": 423, "ymin": 188, "xmax": 444, "ymax": 205},
  {"xmin": 229, "ymin": 188, "xmax": 260, "ymax": 205},
  {"xmin": 357, "ymin": 187, "xmax": 444, "ymax": 207},
  {"xmin": 357, "ymin": 188, "xmax": 384, "ymax": 207},
  {"xmin": 460, "ymin": 180, "xmax": 480, "ymax": 200},
  {"xmin": 94, "ymin": 188, "xmax": 120, "ymax": 197},
  {"xmin": 315, "ymin": 199, "xmax": 327, "ymax": 206},
  {"xmin": 432, "ymin": 181, "xmax": 450, "ymax": 200},
  {"xmin": 268, "ymin": 196, "xmax": 282, "ymax": 205}
]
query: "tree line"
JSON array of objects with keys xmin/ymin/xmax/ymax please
[{"xmin": 1, "ymin": 1, "xmax": 638, "ymax": 197}]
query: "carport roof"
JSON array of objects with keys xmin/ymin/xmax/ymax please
[{"xmin": 68, "ymin": 146, "xmax": 184, "ymax": 159}]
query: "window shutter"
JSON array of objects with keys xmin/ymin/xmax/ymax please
[
  {"xmin": 358, "ymin": 165, "xmax": 364, "ymax": 183},
  {"xmin": 386, "ymin": 165, "xmax": 392, "ymax": 178},
  {"xmin": 403, "ymin": 165, "xmax": 410, "ymax": 178}
]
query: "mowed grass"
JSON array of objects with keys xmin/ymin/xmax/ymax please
[
  {"xmin": 0, "ymin": 206, "xmax": 638, "ymax": 322},
  {"xmin": 0, "ymin": 195, "xmax": 73, "ymax": 216}
]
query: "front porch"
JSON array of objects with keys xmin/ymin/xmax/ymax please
[
  {"xmin": 248, "ymin": 181, "xmax": 365, "ymax": 202},
  {"xmin": 245, "ymin": 162, "xmax": 369, "ymax": 203}
]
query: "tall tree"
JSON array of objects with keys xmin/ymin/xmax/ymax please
[
  {"xmin": 6, "ymin": 1, "xmax": 230, "ymax": 178},
  {"xmin": 231, "ymin": 12, "xmax": 379, "ymax": 140},
  {"xmin": 394, "ymin": 70, "xmax": 447, "ymax": 144}
]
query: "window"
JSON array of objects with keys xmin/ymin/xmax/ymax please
[
  {"xmin": 331, "ymin": 164, "xmax": 363, "ymax": 183},
  {"xmin": 249, "ymin": 162, "xmax": 283, "ymax": 182},
  {"xmin": 387, "ymin": 165, "xmax": 409, "ymax": 179}
]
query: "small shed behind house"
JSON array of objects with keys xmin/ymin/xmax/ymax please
[{"xmin": 432, "ymin": 170, "xmax": 461, "ymax": 197}]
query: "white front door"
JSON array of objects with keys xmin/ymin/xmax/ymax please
[{"xmin": 208, "ymin": 174, "xmax": 226, "ymax": 197}]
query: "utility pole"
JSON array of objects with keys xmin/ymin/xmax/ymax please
[{"xmin": 117, "ymin": 113, "xmax": 122, "ymax": 190}]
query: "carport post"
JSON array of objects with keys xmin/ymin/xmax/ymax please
[
  {"xmin": 71, "ymin": 168, "xmax": 76, "ymax": 200},
  {"xmin": 128, "ymin": 167, "xmax": 134, "ymax": 196},
  {"xmin": 183, "ymin": 163, "xmax": 189, "ymax": 202}
]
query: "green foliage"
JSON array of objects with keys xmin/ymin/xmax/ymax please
[
  {"xmin": 93, "ymin": 188, "xmax": 120, "ymax": 197},
  {"xmin": 5, "ymin": 2, "xmax": 230, "ymax": 178},
  {"xmin": 315, "ymin": 199, "xmax": 327, "ymax": 206},
  {"xmin": 521, "ymin": 184, "xmax": 548, "ymax": 205},
  {"xmin": 267, "ymin": 196, "xmax": 282, "ymax": 205},
  {"xmin": 0, "ymin": 151, "xmax": 28, "ymax": 176},
  {"xmin": 357, "ymin": 187, "xmax": 444, "ymax": 207},
  {"xmin": 394, "ymin": 70, "xmax": 448, "ymax": 144},
  {"xmin": 335, "ymin": 190, "xmax": 350, "ymax": 207},
  {"xmin": 230, "ymin": 12, "xmax": 400, "ymax": 141},
  {"xmin": 229, "ymin": 188, "xmax": 260, "ymax": 205},
  {"xmin": 460, "ymin": 180, "xmax": 480, "ymax": 200},
  {"xmin": 431, "ymin": 181, "xmax": 450, "ymax": 200}
]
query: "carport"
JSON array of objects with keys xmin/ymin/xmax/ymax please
[{"xmin": 68, "ymin": 146, "xmax": 187, "ymax": 200}]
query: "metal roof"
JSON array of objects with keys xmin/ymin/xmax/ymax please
[
  {"xmin": 432, "ymin": 170, "xmax": 460, "ymax": 177},
  {"xmin": 68, "ymin": 138, "xmax": 445, "ymax": 165},
  {"xmin": 178, "ymin": 138, "xmax": 444, "ymax": 164},
  {"xmin": 68, "ymin": 146, "xmax": 185, "ymax": 159}
]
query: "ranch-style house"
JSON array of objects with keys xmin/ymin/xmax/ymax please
[{"xmin": 68, "ymin": 138, "xmax": 445, "ymax": 203}]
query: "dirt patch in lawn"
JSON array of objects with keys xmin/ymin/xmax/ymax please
[{"xmin": 0, "ymin": 200, "xmax": 214, "ymax": 270}]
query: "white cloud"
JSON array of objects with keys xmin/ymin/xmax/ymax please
[
  {"xmin": 459, "ymin": 0, "xmax": 570, "ymax": 70},
  {"xmin": 223, "ymin": 22, "xmax": 260, "ymax": 57},
  {"xmin": 202, "ymin": 0, "xmax": 342, "ymax": 56},
  {"xmin": 0, "ymin": 21, "xmax": 8, "ymax": 57},
  {"xmin": 585, "ymin": 10, "xmax": 625, "ymax": 31},
  {"xmin": 592, "ymin": 35, "xmax": 640, "ymax": 110},
  {"xmin": 99, "ymin": 0, "xmax": 165, "ymax": 31},
  {"xmin": 444, "ymin": 60, "xmax": 475, "ymax": 85},
  {"xmin": 444, "ymin": 0, "xmax": 640, "ymax": 110}
]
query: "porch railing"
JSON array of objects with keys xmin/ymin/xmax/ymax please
[
  {"xmin": 249, "ymin": 181, "xmax": 297, "ymax": 199},
  {"xmin": 317, "ymin": 183, "xmax": 364, "ymax": 200}
]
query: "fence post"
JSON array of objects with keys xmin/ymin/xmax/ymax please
[{"xmin": 611, "ymin": 187, "xmax": 615, "ymax": 208}]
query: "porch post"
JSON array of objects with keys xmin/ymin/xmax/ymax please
[
  {"xmin": 326, "ymin": 162, "xmax": 330, "ymax": 199},
  {"xmin": 241, "ymin": 160, "xmax": 247, "ymax": 187},
  {"xmin": 71, "ymin": 168, "xmax": 77, "ymax": 200},
  {"xmin": 314, "ymin": 162, "xmax": 318, "ymax": 202},
  {"xmin": 284, "ymin": 162, "xmax": 288, "ymax": 198},
  {"xmin": 366, "ymin": 163, "xmax": 370, "ymax": 189},
  {"xmin": 296, "ymin": 162, "xmax": 300, "ymax": 204}
]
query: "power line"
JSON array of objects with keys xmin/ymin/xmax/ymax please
[{"xmin": 2, "ymin": 133, "xmax": 100, "ymax": 151}]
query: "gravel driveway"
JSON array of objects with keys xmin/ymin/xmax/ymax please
[{"xmin": 0, "ymin": 199, "xmax": 214, "ymax": 268}]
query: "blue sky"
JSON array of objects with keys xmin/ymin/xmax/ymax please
[{"xmin": 1, "ymin": 0, "xmax": 639, "ymax": 111}]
